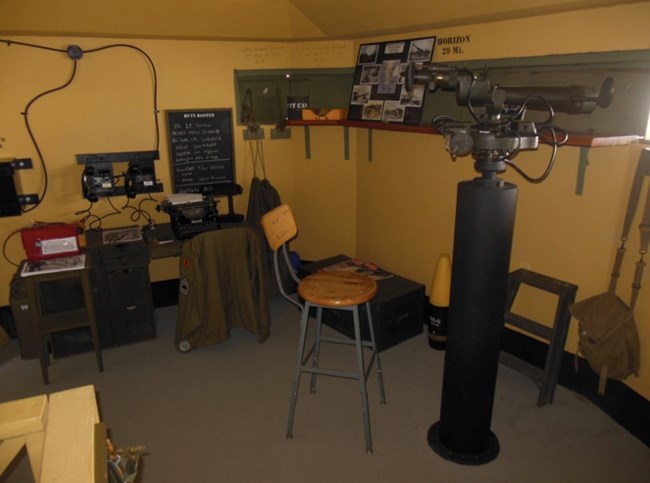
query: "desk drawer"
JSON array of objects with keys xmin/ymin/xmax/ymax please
[
  {"xmin": 100, "ymin": 241, "xmax": 150, "ymax": 268},
  {"xmin": 106, "ymin": 267, "xmax": 151, "ymax": 306},
  {"xmin": 110, "ymin": 304, "xmax": 156, "ymax": 345}
]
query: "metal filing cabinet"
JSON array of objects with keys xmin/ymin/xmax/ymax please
[{"xmin": 85, "ymin": 227, "xmax": 156, "ymax": 346}]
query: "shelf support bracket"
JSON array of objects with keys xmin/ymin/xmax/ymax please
[
  {"xmin": 303, "ymin": 126, "xmax": 311, "ymax": 159},
  {"xmin": 368, "ymin": 129, "xmax": 374, "ymax": 162},
  {"xmin": 575, "ymin": 146, "xmax": 590, "ymax": 195},
  {"xmin": 343, "ymin": 126, "xmax": 350, "ymax": 160}
]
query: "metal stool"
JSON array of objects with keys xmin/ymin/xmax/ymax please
[
  {"xmin": 499, "ymin": 268, "xmax": 578, "ymax": 406},
  {"xmin": 288, "ymin": 270, "xmax": 386, "ymax": 453},
  {"xmin": 260, "ymin": 204, "xmax": 386, "ymax": 453}
]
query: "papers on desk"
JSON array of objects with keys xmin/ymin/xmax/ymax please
[
  {"xmin": 21, "ymin": 254, "xmax": 86, "ymax": 277},
  {"xmin": 165, "ymin": 193, "xmax": 204, "ymax": 205},
  {"xmin": 102, "ymin": 226, "xmax": 142, "ymax": 244},
  {"xmin": 319, "ymin": 258, "xmax": 394, "ymax": 281}
]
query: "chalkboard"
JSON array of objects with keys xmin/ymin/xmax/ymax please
[{"xmin": 166, "ymin": 108, "xmax": 235, "ymax": 194}]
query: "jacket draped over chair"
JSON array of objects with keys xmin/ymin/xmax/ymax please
[{"xmin": 175, "ymin": 225, "xmax": 271, "ymax": 350}]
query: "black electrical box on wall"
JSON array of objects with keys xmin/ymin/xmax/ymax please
[{"xmin": 0, "ymin": 163, "xmax": 21, "ymax": 217}]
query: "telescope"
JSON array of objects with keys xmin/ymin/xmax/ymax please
[
  {"xmin": 416, "ymin": 62, "xmax": 615, "ymax": 465},
  {"xmin": 407, "ymin": 63, "xmax": 615, "ymax": 176}
]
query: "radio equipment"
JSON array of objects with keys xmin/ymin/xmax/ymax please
[{"xmin": 76, "ymin": 150, "xmax": 162, "ymax": 200}]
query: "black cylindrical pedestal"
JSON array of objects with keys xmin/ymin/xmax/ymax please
[{"xmin": 428, "ymin": 176, "xmax": 518, "ymax": 465}]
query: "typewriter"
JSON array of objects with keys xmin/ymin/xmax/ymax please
[{"xmin": 158, "ymin": 194, "xmax": 221, "ymax": 239}]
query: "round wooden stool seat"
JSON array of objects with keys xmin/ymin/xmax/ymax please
[{"xmin": 298, "ymin": 271, "xmax": 378, "ymax": 307}]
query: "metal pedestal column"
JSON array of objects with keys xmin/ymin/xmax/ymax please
[{"xmin": 428, "ymin": 176, "xmax": 518, "ymax": 465}]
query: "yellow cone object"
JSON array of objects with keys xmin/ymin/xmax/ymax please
[
  {"xmin": 428, "ymin": 253, "xmax": 452, "ymax": 350},
  {"xmin": 429, "ymin": 254, "xmax": 451, "ymax": 307}
]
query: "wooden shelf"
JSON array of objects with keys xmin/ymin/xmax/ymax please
[
  {"xmin": 559, "ymin": 133, "xmax": 642, "ymax": 147},
  {"xmin": 285, "ymin": 120, "xmax": 642, "ymax": 148}
]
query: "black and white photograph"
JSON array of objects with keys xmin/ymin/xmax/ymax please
[
  {"xmin": 362, "ymin": 100, "xmax": 383, "ymax": 121},
  {"xmin": 382, "ymin": 101, "xmax": 405, "ymax": 122},
  {"xmin": 377, "ymin": 59, "xmax": 401, "ymax": 94},
  {"xmin": 384, "ymin": 41, "xmax": 405, "ymax": 55},
  {"xmin": 102, "ymin": 226, "xmax": 143, "ymax": 244},
  {"xmin": 408, "ymin": 37, "xmax": 435, "ymax": 62},
  {"xmin": 398, "ymin": 63, "xmax": 409, "ymax": 84},
  {"xmin": 351, "ymin": 85, "xmax": 372, "ymax": 105},
  {"xmin": 400, "ymin": 84, "xmax": 425, "ymax": 107},
  {"xmin": 357, "ymin": 44, "xmax": 379, "ymax": 64},
  {"xmin": 348, "ymin": 36, "xmax": 436, "ymax": 125},
  {"xmin": 21, "ymin": 254, "xmax": 86, "ymax": 277},
  {"xmin": 360, "ymin": 64, "xmax": 380, "ymax": 84}
]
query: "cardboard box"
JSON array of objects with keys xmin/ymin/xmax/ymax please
[{"xmin": 301, "ymin": 108, "xmax": 347, "ymax": 121}]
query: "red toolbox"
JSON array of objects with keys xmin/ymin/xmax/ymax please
[{"xmin": 20, "ymin": 223, "xmax": 81, "ymax": 261}]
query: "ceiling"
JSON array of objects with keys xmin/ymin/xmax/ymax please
[{"xmin": 0, "ymin": 0, "xmax": 645, "ymax": 41}]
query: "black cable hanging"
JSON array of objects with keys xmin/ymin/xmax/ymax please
[
  {"xmin": 1, "ymin": 39, "xmax": 161, "ymax": 265},
  {"xmin": 21, "ymin": 60, "xmax": 79, "ymax": 212},
  {"xmin": 0, "ymin": 39, "xmax": 161, "ymax": 209}
]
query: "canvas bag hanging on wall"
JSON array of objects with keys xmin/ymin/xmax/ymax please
[{"xmin": 569, "ymin": 148, "xmax": 649, "ymax": 395}]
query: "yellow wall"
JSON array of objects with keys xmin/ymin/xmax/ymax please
[
  {"xmin": 0, "ymin": 37, "xmax": 355, "ymax": 293},
  {"xmin": 347, "ymin": 3, "xmax": 650, "ymax": 400},
  {"xmin": 1, "ymin": 2, "xmax": 649, "ymax": 400}
]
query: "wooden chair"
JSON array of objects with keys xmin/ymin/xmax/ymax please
[{"xmin": 261, "ymin": 204, "xmax": 386, "ymax": 453}]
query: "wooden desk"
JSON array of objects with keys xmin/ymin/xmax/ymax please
[
  {"xmin": 20, "ymin": 255, "xmax": 104, "ymax": 384},
  {"xmin": 142, "ymin": 222, "xmax": 249, "ymax": 259},
  {"xmin": 141, "ymin": 223, "xmax": 183, "ymax": 259}
]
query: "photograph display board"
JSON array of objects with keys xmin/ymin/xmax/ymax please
[
  {"xmin": 166, "ymin": 108, "xmax": 235, "ymax": 194},
  {"xmin": 348, "ymin": 37, "xmax": 436, "ymax": 125}
]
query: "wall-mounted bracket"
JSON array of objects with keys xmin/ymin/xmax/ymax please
[
  {"xmin": 271, "ymin": 126, "xmax": 291, "ymax": 139},
  {"xmin": 243, "ymin": 126, "xmax": 265, "ymax": 140},
  {"xmin": 17, "ymin": 194, "xmax": 39, "ymax": 205},
  {"xmin": 76, "ymin": 150, "xmax": 163, "ymax": 200},
  {"xmin": 10, "ymin": 158, "xmax": 33, "ymax": 169},
  {"xmin": 575, "ymin": 146, "xmax": 590, "ymax": 195},
  {"xmin": 0, "ymin": 159, "xmax": 38, "ymax": 217},
  {"xmin": 303, "ymin": 126, "xmax": 311, "ymax": 159}
]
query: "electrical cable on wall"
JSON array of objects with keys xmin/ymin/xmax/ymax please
[
  {"xmin": 122, "ymin": 194, "xmax": 158, "ymax": 228},
  {"xmin": 20, "ymin": 60, "xmax": 79, "ymax": 212},
  {"xmin": 0, "ymin": 39, "xmax": 161, "ymax": 211},
  {"xmin": 75, "ymin": 196, "xmax": 122, "ymax": 231},
  {"xmin": 2, "ymin": 229, "xmax": 22, "ymax": 267}
]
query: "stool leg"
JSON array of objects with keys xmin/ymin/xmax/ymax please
[
  {"xmin": 353, "ymin": 306, "xmax": 372, "ymax": 453},
  {"xmin": 365, "ymin": 301, "xmax": 386, "ymax": 404},
  {"xmin": 310, "ymin": 306, "xmax": 323, "ymax": 393},
  {"xmin": 287, "ymin": 301, "xmax": 311, "ymax": 439}
]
